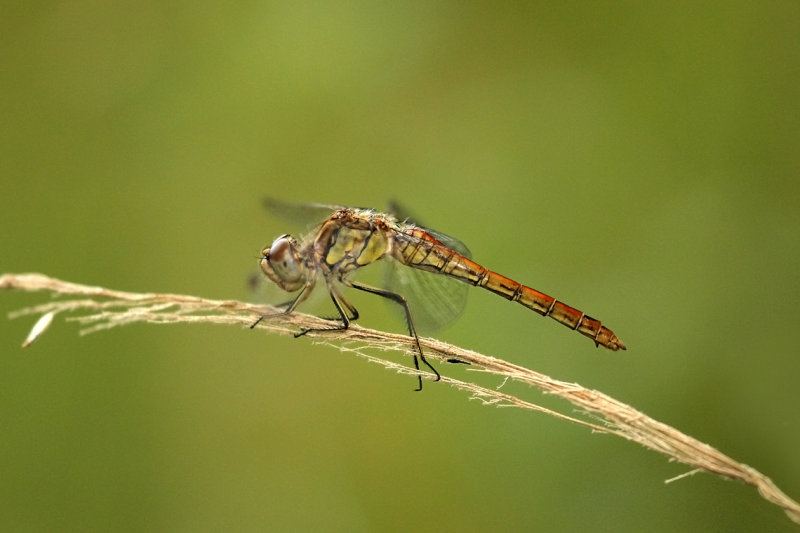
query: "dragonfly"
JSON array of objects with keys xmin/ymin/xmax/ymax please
[{"xmin": 251, "ymin": 203, "xmax": 626, "ymax": 390}]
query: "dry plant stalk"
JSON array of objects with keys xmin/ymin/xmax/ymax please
[{"xmin": 2, "ymin": 272, "xmax": 799, "ymax": 525}]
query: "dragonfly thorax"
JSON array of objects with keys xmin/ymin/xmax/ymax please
[{"xmin": 260, "ymin": 234, "xmax": 308, "ymax": 292}]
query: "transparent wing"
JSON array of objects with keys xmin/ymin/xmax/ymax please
[
  {"xmin": 384, "ymin": 222, "xmax": 472, "ymax": 334},
  {"xmin": 385, "ymin": 200, "xmax": 472, "ymax": 257},
  {"xmin": 262, "ymin": 197, "xmax": 343, "ymax": 231}
]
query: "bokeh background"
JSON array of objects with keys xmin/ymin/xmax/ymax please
[{"xmin": 2, "ymin": 3, "xmax": 799, "ymax": 531}]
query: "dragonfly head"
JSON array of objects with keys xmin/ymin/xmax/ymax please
[{"xmin": 260, "ymin": 234, "xmax": 307, "ymax": 292}]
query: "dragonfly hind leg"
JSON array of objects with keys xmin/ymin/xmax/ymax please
[{"xmin": 342, "ymin": 279, "xmax": 441, "ymax": 391}]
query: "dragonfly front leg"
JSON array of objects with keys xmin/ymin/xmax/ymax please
[
  {"xmin": 250, "ymin": 280, "xmax": 315, "ymax": 329},
  {"xmin": 342, "ymin": 279, "xmax": 441, "ymax": 391}
]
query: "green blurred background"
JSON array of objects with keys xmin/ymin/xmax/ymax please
[{"xmin": 2, "ymin": 3, "xmax": 799, "ymax": 531}]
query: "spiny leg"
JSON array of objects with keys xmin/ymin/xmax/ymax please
[
  {"xmin": 343, "ymin": 279, "xmax": 441, "ymax": 391},
  {"xmin": 308, "ymin": 285, "xmax": 359, "ymax": 324},
  {"xmin": 294, "ymin": 283, "xmax": 357, "ymax": 338}
]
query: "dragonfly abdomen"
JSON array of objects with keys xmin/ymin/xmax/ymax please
[
  {"xmin": 394, "ymin": 229, "xmax": 626, "ymax": 351},
  {"xmin": 480, "ymin": 271, "xmax": 626, "ymax": 351}
]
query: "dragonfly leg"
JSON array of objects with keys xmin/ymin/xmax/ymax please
[
  {"xmin": 342, "ymin": 279, "xmax": 441, "ymax": 391},
  {"xmin": 250, "ymin": 280, "xmax": 315, "ymax": 329},
  {"xmin": 312, "ymin": 286, "xmax": 359, "ymax": 323},
  {"xmin": 294, "ymin": 283, "xmax": 358, "ymax": 338}
]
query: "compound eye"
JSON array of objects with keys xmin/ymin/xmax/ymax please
[
  {"xmin": 264, "ymin": 235, "xmax": 304, "ymax": 286},
  {"xmin": 268, "ymin": 235, "xmax": 293, "ymax": 264}
]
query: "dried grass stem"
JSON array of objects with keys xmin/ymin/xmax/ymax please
[{"xmin": 2, "ymin": 272, "xmax": 798, "ymax": 525}]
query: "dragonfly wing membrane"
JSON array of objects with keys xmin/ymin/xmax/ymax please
[
  {"xmin": 262, "ymin": 197, "xmax": 342, "ymax": 231},
  {"xmin": 384, "ymin": 257, "xmax": 469, "ymax": 333}
]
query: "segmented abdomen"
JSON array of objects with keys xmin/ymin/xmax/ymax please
[{"xmin": 393, "ymin": 228, "xmax": 626, "ymax": 351}]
